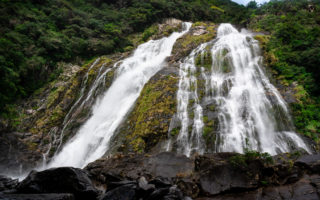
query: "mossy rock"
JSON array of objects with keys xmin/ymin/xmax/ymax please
[
  {"xmin": 114, "ymin": 67, "xmax": 180, "ymax": 153},
  {"xmin": 171, "ymin": 22, "xmax": 217, "ymax": 62},
  {"xmin": 254, "ymin": 35, "xmax": 270, "ymax": 49},
  {"xmin": 195, "ymin": 51, "xmax": 213, "ymax": 69},
  {"xmin": 128, "ymin": 19, "xmax": 183, "ymax": 49},
  {"xmin": 170, "ymin": 127, "xmax": 180, "ymax": 137},
  {"xmin": 22, "ymin": 54, "xmax": 122, "ymax": 160}
]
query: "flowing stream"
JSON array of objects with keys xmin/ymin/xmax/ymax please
[
  {"xmin": 170, "ymin": 23, "xmax": 310, "ymax": 156},
  {"xmin": 46, "ymin": 22, "xmax": 192, "ymax": 168}
]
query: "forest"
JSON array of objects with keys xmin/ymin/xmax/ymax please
[
  {"xmin": 0, "ymin": 0, "xmax": 248, "ymax": 113},
  {"xmin": 0, "ymin": 0, "xmax": 319, "ymax": 142}
]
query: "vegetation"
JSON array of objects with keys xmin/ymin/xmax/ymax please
[
  {"xmin": 1, "ymin": 0, "xmax": 319, "ymax": 146},
  {"xmin": 122, "ymin": 73, "xmax": 179, "ymax": 153},
  {"xmin": 229, "ymin": 149, "xmax": 273, "ymax": 167},
  {"xmin": 248, "ymin": 0, "xmax": 320, "ymax": 143},
  {"xmin": 0, "ymin": 0, "xmax": 248, "ymax": 115}
]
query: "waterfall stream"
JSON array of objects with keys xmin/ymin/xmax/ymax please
[
  {"xmin": 170, "ymin": 23, "xmax": 310, "ymax": 156},
  {"xmin": 46, "ymin": 22, "xmax": 192, "ymax": 168}
]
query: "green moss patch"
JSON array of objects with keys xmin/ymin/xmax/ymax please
[
  {"xmin": 195, "ymin": 51, "xmax": 213, "ymax": 69},
  {"xmin": 119, "ymin": 71, "xmax": 179, "ymax": 153},
  {"xmin": 171, "ymin": 22, "xmax": 216, "ymax": 62}
]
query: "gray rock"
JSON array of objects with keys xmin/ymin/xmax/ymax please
[
  {"xmin": 100, "ymin": 184, "xmax": 136, "ymax": 200},
  {"xmin": 0, "ymin": 193, "xmax": 74, "ymax": 200},
  {"xmin": 0, "ymin": 176, "xmax": 18, "ymax": 192},
  {"xmin": 17, "ymin": 167, "xmax": 99, "ymax": 200},
  {"xmin": 138, "ymin": 177, "xmax": 155, "ymax": 191}
]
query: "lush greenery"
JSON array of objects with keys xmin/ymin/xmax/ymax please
[
  {"xmin": 0, "ymin": 0, "xmax": 248, "ymax": 114},
  {"xmin": 229, "ymin": 149, "xmax": 273, "ymax": 167},
  {"xmin": 248, "ymin": 0, "xmax": 320, "ymax": 142}
]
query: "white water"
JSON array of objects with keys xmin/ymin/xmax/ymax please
[
  {"xmin": 172, "ymin": 23, "xmax": 310, "ymax": 156},
  {"xmin": 46, "ymin": 22, "xmax": 192, "ymax": 168}
]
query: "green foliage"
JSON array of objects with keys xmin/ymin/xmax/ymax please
[
  {"xmin": 248, "ymin": 0, "xmax": 320, "ymax": 142},
  {"xmin": 104, "ymin": 23, "xmax": 122, "ymax": 36},
  {"xmin": 170, "ymin": 127, "xmax": 180, "ymax": 137},
  {"xmin": 195, "ymin": 51, "xmax": 213, "ymax": 69},
  {"xmin": 260, "ymin": 180, "xmax": 269, "ymax": 186},
  {"xmin": 229, "ymin": 149, "xmax": 273, "ymax": 167},
  {"xmin": 142, "ymin": 25, "xmax": 158, "ymax": 41},
  {"xmin": 0, "ymin": 0, "xmax": 248, "ymax": 115}
]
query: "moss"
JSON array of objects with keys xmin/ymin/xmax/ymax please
[
  {"xmin": 195, "ymin": 51, "xmax": 212, "ymax": 69},
  {"xmin": 192, "ymin": 22, "xmax": 207, "ymax": 27},
  {"xmin": 27, "ymin": 142, "xmax": 38, "ymax": 151},
  {"xmin": 30, "ymin": 56, "xmax": 114, "ymax": 137},
  {"xmin": 49, "ymin": 146, "xmax": 56, "ymax": 157},
  {"xmin": 203, "ymin": 116, "xmax": 209, "ymax": 123},
  {"xmin": 293, "ymin": 85, "xmax": 308, "ymax": 102},
  {"xmin": 170, "ymin": 127, "xmax": 180, "ymax": 137},
  {"xmin": 172, "ymin": 22, "xmax": 216, "ymax": 61},
  {"xmin": 197, "ymin": 78, "xmax": 206, "ymax": 101},
  {"xmin": 189, "ymin": 111, "xmax": 194, "ymax": 119},
  {"xmin": 229, "ymin": 150, "xmax": 273, "ymax": 168},
  {"xmin": 254, "ymin": 35, "xmax": 270, "ymax": 48},
  {"xmin": 123, "ymin": 73, "xmax": 179, "ymax": 153},
  {"xmin": 162, "ymin": 25, "xmax": 180, "ymax": 37},
  {"xmin": 50, "ymin": 106, "xmax": 65, "ymax": 124},
  {"xmin": 87, "ymin": 57, "xmax": 112, "ymax": 86},
  {"xmin": 210, "ymin": 5, "xmax": 224, "ymax": 13},
  {"xmin": 208, "ymin": 105, "xmax": 215, "ymax": 111},
  {"xmin": 254, "ymin": 35, "xmax": 277, "ymax": 66},
  {"xmin": 142, "ymin": 24, "xmax": 159, "ymax": 41},
  {"xmin": 222, "ymin": 48, "xmax": 229, "ymax": 56},
  {"xmin": 46, "ymin": 85, "xmax": 66, "ymax": 109},
  {"xmin": 127, "ymin": 21, "xmax": 181, "ymax": 49},
  {"xmin": 203, "ymin": 126, "xmax": 213, "ymax": 138},
  {"xmin": 124, "ymin": 46, "xmax": 134, "ymax": 52}
]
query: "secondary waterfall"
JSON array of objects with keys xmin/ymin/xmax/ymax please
[
  {"xmin": 171, "ymin": 23, "xmax": 310, "ymax": 156},
  {"xmin": 47, "ymin": 22, "xmax": 192, "ymax": 168}
]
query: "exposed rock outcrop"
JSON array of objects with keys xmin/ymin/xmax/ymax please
[
  {"xmin": 16, "ymin": 167, "xmax": 100, "ymax": 200},
  {"xmin": 86, "ymin": 152, "xmax": 320, "ymax": 200},
  {"xmin": 170, "ymin": 22, "xmax": 216, "ymax": 63},
  {"xmin": 1, "ymin": 152, "xmax": 319, "ymax": 200},
  {"xmin": 110, "ymin": 67, "xmax": 180, "ymax": 154}
]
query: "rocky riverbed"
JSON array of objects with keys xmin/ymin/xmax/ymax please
[{"xmin": 0, "ymin": 152, "xmax": 319, "ymax": 200}]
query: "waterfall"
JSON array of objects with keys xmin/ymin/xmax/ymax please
[
  {"xmin": 171, "ymin": 23, "xmax": 310, "ymax": 156},
  {"xmin": 46, "ymin": 22, "xmax": 192, "ymax": 168}
]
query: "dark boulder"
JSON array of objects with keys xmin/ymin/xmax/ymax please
[
  {"xmin": 196, "ymin": 153, "xmax": 260, "ymax": 195},
  {"xmin": 295, "ymin": 154, "xmax": 320, "ymax": 173},
  {"xmin": 145, "ymin": 185, "xmax": 184, "ymax": 200},
  {"xmin": 0, "ymin": 132, "xmax": 41, "ymax": 177},
  {"xmin": 145, "ymin": 152, "xmax": 193, "ymax": 178},
  {"xmin": 0, "ymin": 193, "xmax": 74, "ymax": 200},
  {"xmin": 138, "ymin": 176, "xmax": 155, "ymax": 191},
  {"xmin": 16, "ymin": 167, "xmax": 99, "ymax": 200},
  {"xmin": 100, "ymin": 184, "xmax": 136, "ymax": 200},
  {"xmin": 0, "ymin": 175, "xmax": 18, "ymax": 192}
]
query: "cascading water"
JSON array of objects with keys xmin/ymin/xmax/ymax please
[
  {"xmin": 170, "ymin": 23, "xmax": 310, "ymax": 156},
  {"xmin": 46, "ymin": 22, "xmax": 192, "ymax": 168}
]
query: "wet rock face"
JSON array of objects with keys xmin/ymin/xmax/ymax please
[
  {"xmin": 86, "ymin": 152, "xmax": 193, "ymax": 182},
  {"xmin": 170, "ymin": 22, "xmax": 216, "ymax": 63},
  {"xmin": 110, "ymin": 67, "xmax": 180, "ymax": 154},
  {"xmin": 196, "ymin": 153, "xmax": 261, "ymax": 195},
  {"xmin": 0, "ymin": 175, "xmax": 18, "ymax": 192},
  {"xmin": 16, "ymin": 167, "xmax": 100, "ymax": 200},
  {"xmin": 206, "ymin": 175, "xmax": 320, "ymax": 200},
  {"xmin": 0, "ymin": 131, "xmax": 41, "ymax": 177},
  {"xmin": 86, "ymin": 152, "xmax": 320, "ymax": 200}
]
